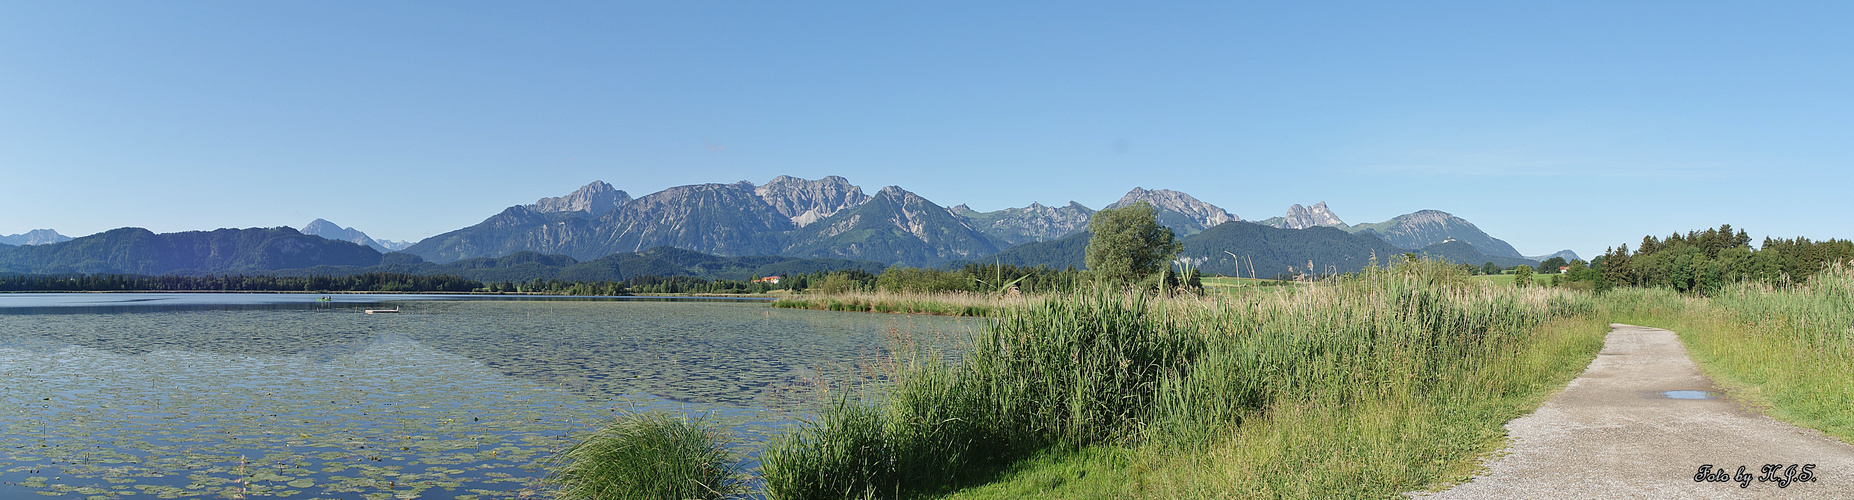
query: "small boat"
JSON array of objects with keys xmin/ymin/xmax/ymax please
[{"xmin": 364, "ymin": 307, "xmax": 401, "ymax": 314}]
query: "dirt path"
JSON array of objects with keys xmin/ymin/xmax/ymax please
[{"xmin": 1416, "ymin": 324, "xmax": 1854, "ymax": 499}]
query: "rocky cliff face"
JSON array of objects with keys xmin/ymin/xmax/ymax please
[
  {"xmin": 589, "ymin": 181, "xmax": 795, "ymax": 257},
  {"xmin": 781, "ymin": 186, "xmax": 1000, "ymax": 266},
  {"xmin": 1106, "ymin": 188, "xmax": 1239, "ymax": 236},
  {"xmin": 953, "ymin": 201, "xmax": 1095, "ymax": 246},
  {"xmin": 529, "ymin": 181, "xmax": 631, "ymax": 216},
  {"xmin": 754, "ymin": 175, "xmax": 870, "ymax": 227},
  {"xmin": 0, "ymin": 229, "xmax": 73, "ymax": 246},
  {"xmin": 1260, "ymin": 201, "xmax": 1347, "ymax": 230},
  {"xmin": 1342, "ymin": 210, "xmax": 1523, "ymax": 258}
]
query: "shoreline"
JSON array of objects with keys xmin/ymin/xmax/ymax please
[{"xmin": 0, "ymin": 289, "xmax": 780, "ymax": 300}]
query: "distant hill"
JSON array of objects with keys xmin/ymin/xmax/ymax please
[
  {"xmin": 1414, "ymin": 240, "xmax": 1538, "ymax": 268},
  {"xmin": 1526, "ymin": 250, "xmax": 1581, "ymax": 263},
  {"xmin": 0, "ymin": 226, "xmax": 383, "ymax": 275},
  {"xmin": 0, "ymin": 229, "xmax": 74, "ymax": 246},
  {"xmin": 1342, "ymin": 210, "xmax": 1523, "ymax": 258}
]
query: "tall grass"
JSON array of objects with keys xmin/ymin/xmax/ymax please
[
  {"xmin": 546, "ymin": 411, "xmax": 745, "ymax": 500},
  {"xmin": 760, "ymin": 259, "xmax": 1607, "ymax": 499},
  {"xmin": 1611, "ymin": 263, "xmax": 1854, "ymax": 443}
]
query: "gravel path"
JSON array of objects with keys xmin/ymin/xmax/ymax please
[{"xmin": 1415, "ymin": 324, "xmax": 1854, "ymax": 499}]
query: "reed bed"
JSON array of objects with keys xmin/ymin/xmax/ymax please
[
  {"xmin": 1610, "ymin": 263, "xmax": 1854, "ymax": 443},
  {"xmin": 760, "ymin": 260, "xmax": 1607, "ymax": 499},
  {"xmin": 545, "ymin": 411, "xmax": 745, "ymax": 500},
  {"xmin": 771, "ymin": 291, "xmax": 1036, "ymax": 317}
]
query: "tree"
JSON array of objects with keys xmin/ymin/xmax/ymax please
[
  {"xmin": 1512, "ymin": 264, "xmax": 1534, "ymax": 288},
  {"xmin": 1085, "ymin": 202, "xmax": 1182, "ymax": 289},
  {"xmin": 1539, "ymin": 256, "xmax": 1567, "ymax": 274},
  {"xmin": 1480, "ymin": 262, "xmax": 1499, "ymax": 275}
]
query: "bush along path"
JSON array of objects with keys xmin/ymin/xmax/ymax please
[{"xmin": 1414, "ymin": 324, "xmax": 1854, "ymax": 499}]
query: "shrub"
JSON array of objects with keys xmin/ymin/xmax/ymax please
[{"xmin": 546, "ymin": 411, "xmax": 744, "ymax": 500}]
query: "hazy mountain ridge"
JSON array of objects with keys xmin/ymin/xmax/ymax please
[
  {"xmin": 301, "ymin": 219, "xmax": 398, "ymax": 254},
  {"xmin": 284, "ymin": 246, "xmax": 885, "ymax": 283},
  {"xmin": 0, "ymin": 229, "xmax": 74, "ymax": 246},
  {"xmin": 0, "ymin": 226, "xmax": 382, "ymax": 275},
  {"xmin": 0, "ymin": 175, "xmax": 1554, "ymax": 276},
  {"xmin": 1415, "ymin": 240, "xmax": 1540, "ymax": 269},
  {"xmin": 1342, "ymin": 210, "xmax": 1523, "ymax": 258},
  {"xmin": 782, "ymin": 186, "xmax": 1000, "ymax": 267},
  {"xmin": 952, "ymin": 201, "xmax": 1095, "ymax": 247},
  {"xmin": 1527, "ymin": 250, "xmax": 1582, "ymax": 263}
]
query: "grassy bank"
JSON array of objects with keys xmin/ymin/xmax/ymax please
[
  {"xmin": 757, "ymin": 260, "xmax": 1608, "ymax": 499},
  {"xmin": 1606, "ymin": 264, "xmax": 1854, "ymax": 444},
  {"xmin": 771, "ymin": 291, "xmax": 1030, "ymax": 317}
]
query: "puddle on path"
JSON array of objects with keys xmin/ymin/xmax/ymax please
[{"xmin": 1662, "ymin": 390, "xmax": 1719, "ymax": 400}]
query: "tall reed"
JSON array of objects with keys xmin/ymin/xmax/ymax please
[
  {"xmin": 760, "ymin": 259, "xmax": 1605, "ymax": 499},
  {"xmin": 546, "ymin": 411, "xmax": 745, "ymax": 500}
]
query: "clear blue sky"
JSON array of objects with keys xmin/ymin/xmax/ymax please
[{"xmin": 4, "ymin": 2, "xmax": 1850, "ymax": 258}]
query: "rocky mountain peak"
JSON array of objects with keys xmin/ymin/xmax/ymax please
[
  {"xmin": 755, "ymin": 175, "xmax": 869, "ymax": 227},
  {"xmin": 530, "ymin": 181, "xmax": 632, "ymax": 216},
  {"xmin": 1272, "ymin": 201, "xmax": 1347, "ymax": 229},
  {"xmin": 0, "ymin": 229, "xmax": 74, "ymax": 246},
  {"xmin": 1108, "ymin": 188, "xmax": 1239, "ymax": 228}
]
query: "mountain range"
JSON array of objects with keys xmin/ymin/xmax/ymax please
[
  {"xmin": 1, "ymin": 175, "xmax": 1572, "ymax": 278},
  {"xmin": 0, "ymin": 227, "xmax": 382, "ymax": 275}
]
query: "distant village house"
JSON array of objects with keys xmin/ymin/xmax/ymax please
[{"xmin": 752, "ymin": 276, "xmax": 782, "ymax": 284}]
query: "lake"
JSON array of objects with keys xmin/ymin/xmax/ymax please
[{"xmin": 0, "ymin": 293, "xmax": 976, "ymax": 499}]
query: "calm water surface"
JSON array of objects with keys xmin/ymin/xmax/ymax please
[{"xmin": 0, "ymin": 294, "xmax": 975, "ymax": 498}]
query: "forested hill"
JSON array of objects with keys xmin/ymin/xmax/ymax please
[{"xmin": 0, "ymin": 227, "xmax": 383, "ymax": 275}]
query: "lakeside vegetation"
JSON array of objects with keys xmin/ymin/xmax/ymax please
[{"xmin": 755, "ymin": 259, "xmax": 1602, "ymax": 499}]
